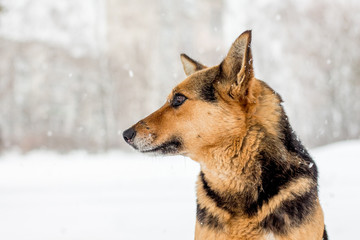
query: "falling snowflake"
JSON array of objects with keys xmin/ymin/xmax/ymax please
[{"xmin": 129, "ymin": 70, "xmax": 134, "ymax": 78}]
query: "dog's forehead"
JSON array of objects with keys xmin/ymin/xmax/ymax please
[{"xmin": 175, "ymin": 66, "xmax": 219, "ymax": 94}]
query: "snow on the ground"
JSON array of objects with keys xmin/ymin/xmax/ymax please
[
  {"xmin": 0, "ymin": 151, "xmax": 199, "ymax": 240},
  {"xmin": 312, "ymin": 140, "xmax": 360, "ymax": 239},
  {"xmin": 0, "ymin": 141, "xmax": 359, "ymax": 240}
]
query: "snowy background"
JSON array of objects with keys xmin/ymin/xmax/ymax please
[
  {"xmin": 0, "ymin": 0, "xmax": 359, "ymax": 239},
  {"xmin": 1, "ymin": 141, "xmax": 360, "ymax": 240}
]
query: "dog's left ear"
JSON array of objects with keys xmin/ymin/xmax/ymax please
[
  {"xmin": 180, "ymin": 53, "xmax": 206, "ymax": 76},
  {"xmin": 221, "ymin": 30, "xmax": 255, "ymax": 102}
]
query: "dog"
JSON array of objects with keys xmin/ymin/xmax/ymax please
[{"xmin": 123, "ymin": 30, "xmax": 327, "ymax": 240}]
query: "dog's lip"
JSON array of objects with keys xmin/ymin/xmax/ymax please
[
  {"xmin": 140, "ymin": 145, "xmax": 162, "ymax": 153},
  {"xmin": 139, "ymin": 138, "xmax": 182, "ymax": 154}
]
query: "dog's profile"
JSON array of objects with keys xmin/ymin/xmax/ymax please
[{"xmin": 123, "ymin": 30, "xmax": 327, "ymax": 240}]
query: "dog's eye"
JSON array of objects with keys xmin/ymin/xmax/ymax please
[{"xmin": 172, "ymin": 94, "xmax": 187, "ymax": 107}]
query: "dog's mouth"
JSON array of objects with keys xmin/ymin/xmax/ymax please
[
  {"xmin": 139, "ymin": 138, "xmax": 183, "ymax": 155},
  {"xmin": 123, "ymin": 127, "xmax": 183, "ymax": 155}
]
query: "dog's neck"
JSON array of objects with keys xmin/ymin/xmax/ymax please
[{"xmin": 198, "ymin": 124, "xmax": 269, "ymax": 194}]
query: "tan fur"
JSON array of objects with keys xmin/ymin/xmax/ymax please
[{"xmin": 126, "ymin": 31, "xmax": 325, "ymax": 240}]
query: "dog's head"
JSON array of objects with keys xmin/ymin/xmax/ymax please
[{"xmin": 123, "ymin": 31, "xmax": 276, "ymax": 161}]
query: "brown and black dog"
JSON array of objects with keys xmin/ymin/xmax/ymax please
[{"xmin": 123, "ymin": 30, "xmax": 327, "ymax": 240}]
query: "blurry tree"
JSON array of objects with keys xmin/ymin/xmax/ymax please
[
  {"xmin": 224, "ymin": 0, "xmax": 360, "ymax": 147},
  {"xmin": 0, "ymin": 0, "xmax": 358, "ymax": 152}
]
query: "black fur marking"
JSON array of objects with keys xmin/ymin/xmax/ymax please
[
  {"xmin": 200, "ymin": 138, "xmax": 315, "ymax": 218},
  {"xmin": 198, "ymin": 64, "xmax": 224, "ymax": 103},
  {"xmin": 260, "ymin": 186, "xmax": 317, "ymax": 234},
  {"xmin": 243, "ymin": 143, "xmax": 315, "ymax": 217},
  {"xmin": 200, "ymin": 83, "xmax": 217, "ymax": 102},
  {"xmin": 196, "ymin": 203, "xmax": 223, "ymax": 230},
  {"xmin": 323, "ymin": 226, "xmax": 328, "ymax": 240},
  {"xmin": 198, "ymin": 116, "xmax": 319, "ymax": 228},
  {"xmin": 279, "ymin": 110, "xmax": 318, "ymax": 181},
  {"xmin": 200, "ymin": 172, "xmax": 236, "ymax": 215},
  {"xmin": 282, "ymin": 188, "xmax": 317, "ymax": 223},
  {"xmin": 141, "ymin": 137, "xmax": 182, "ymax": 154},
  {"xmin": 260, "ymin": 211, "xmax": 286, "ymax": 234}
]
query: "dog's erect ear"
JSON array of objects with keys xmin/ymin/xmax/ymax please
[
  {"xmin": 180, "ymin": 53, "xmax": 206, "ymax": 76},
  {"xmin": 221, "ymin": 30, "xmax": 254, "ymax": 101}
]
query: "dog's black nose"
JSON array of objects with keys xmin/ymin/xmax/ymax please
[{"xmin": 123, "ymin": 127, "xmax": 136, "ymax": 143}]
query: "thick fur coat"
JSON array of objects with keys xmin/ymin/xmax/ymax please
[{"xmin": 123, "ymin": 30, "xmax": 327, "ymax": 240}]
